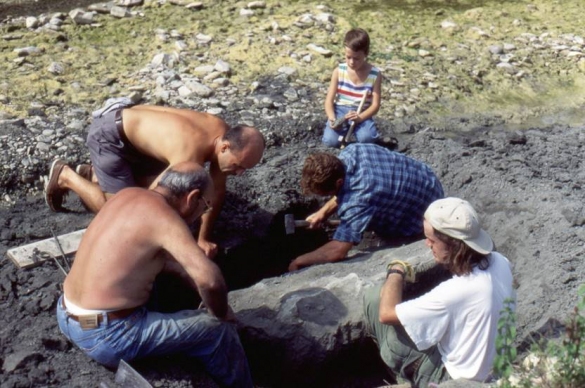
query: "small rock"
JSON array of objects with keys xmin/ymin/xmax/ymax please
[
  {"xmin": 13, "ymin": 46, "xmax": 44, "ymax": 57},
  {"xmin": 185, "ymin": 81, "xmax": 213, "ymax": 97},
  {"xmin": 496, "ymin": 62, "xmax": 516, "ymax": 74},
  {"xmin": 110, "ymin": 6, "xmax": 131, "ymax": 18},
  {"xmin": 26, "ymin": 17, "xmax": 39, "ymax": 29},
  {"xmin": 119, "ymin": 0, "xmax": 143, "ymax": 6},
  {"xmin": 488, "ymin": 45, "xmax": 503, "ymax": 55},
  {"xmin": 441, "ymin": 20, "xmax": 457, "ymax": 29},
  {"xmin": 3, "ymin": 351, "xmax": 44, "ymax": 372},
  {"xmin": 315, "ymin": 13, "xmax": 334, "ymax": 23},
  {"xmin": 151, "ymin": 53, "xmax": 171, "ymax": 67},
  {"xmin": 283, "ymin": 88, "xmax": 298, "ymax": 101},
  {"xmin": 193, "ymin": 65, "xmax": 215, "ymax": 76},
  {"xmin": 247, "ymin": 1, "xmax": 266, "ymax": 9},
  {"xmin": 278, "ymin": 66, "xmax": 297, "ymax": 76},
  {"xmin": 240, "ymin": 9, "xmax": 255, "ymax": 17},
  {"xmin": 307, "ymin": 43, "xmax": 332, "ymax": 57},
  {"xmin": 196, "ymin": 33, "xmax": 213, "ymax": 44},
  {"xmin": 214, "ymin": 59, "xmax": 231, "ymax": 74},
  {"xmin": 88, "ymin": 2, "xmax": 113, "ymax": 13},
  {"xmin": 47, "ymin": 62, "xmax": 65, "ymax": 75},
  {"xmin": 186, "ymin": 2, "xmax": 204, "ymax": 10},
  {"xmin": 69, "ymin": 9, "xmax": 95, "ymax": 25},
  {"xmin": 175, "ymin": 40, "xmax": 188, "ymax": 51}
]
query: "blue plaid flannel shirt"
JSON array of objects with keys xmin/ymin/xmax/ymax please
[{"xmin": 333, "ymin": 144, "xmax": 444, "ymax": 243}]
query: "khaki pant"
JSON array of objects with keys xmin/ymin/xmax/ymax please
[{"xmin": 363, "ymin": 284, "xmax": 451, "ymax": 388}]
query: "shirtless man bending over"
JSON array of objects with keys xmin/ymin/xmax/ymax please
[
  {"xmin": 44, "ymin": 104, "xmax": 265, "ymax": 258},
  {"xmin": 56, "ymin": 162, "xmax": 253, "ymax": 387}
]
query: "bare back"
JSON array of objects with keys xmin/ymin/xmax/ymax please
[
  {"xmin": 63, "ymin": 188, "xmax": 212, "ymax": 310},
  {"xmin": 122, "ymin": 106, "xmax": 228, "ymax": 166}
]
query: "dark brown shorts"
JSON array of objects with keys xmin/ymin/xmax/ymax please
[{"xmin": 85, "ymin": 110, "xmax": 165, "ymax": 194}]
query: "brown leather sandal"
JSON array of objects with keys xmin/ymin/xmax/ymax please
[{"xmin": 44, "ymin": 159, "xmax": 69, "ymax": 212}]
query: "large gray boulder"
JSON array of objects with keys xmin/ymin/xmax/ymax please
[{"xmin": 230, "ymin": 241, "xmax": 439, "ymax": 385}]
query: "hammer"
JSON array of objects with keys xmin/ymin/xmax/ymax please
[
  {"xmin": 339, "ymin": 90, "xmax": 370, "ymax": 149},
  {"xmin": 284, "ymin": 214, "xmax": 341, "ymax": 235}
]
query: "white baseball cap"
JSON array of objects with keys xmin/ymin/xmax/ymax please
[{"xmin": 424, "ymin": 197, "xmax": 493, "ymax": 254}]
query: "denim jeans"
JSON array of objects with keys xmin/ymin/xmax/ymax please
[
  {"xmin": 322, "ymin": 104, "xmax": 379, "ymax": 148},
  {"xmin": 363, "ymin": 285, "xmax": 450, "ymax": 388},
  {"xmin": 56, "ymin": 296, "xmax": 253, "ymax": 388}
]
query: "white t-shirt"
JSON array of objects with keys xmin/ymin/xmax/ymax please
[{"xmin": 395, "ymin": 252, "xmax": 515, "ymax": 381}]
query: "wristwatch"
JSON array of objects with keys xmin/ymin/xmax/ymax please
[{"xmin": 386, "ymin": 268, "xmax": 405, "ymax": 280}]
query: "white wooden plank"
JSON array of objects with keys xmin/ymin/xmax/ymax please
[{"xmin": 6, "ymin": 229, "xmax": 86, "ymax": 269}]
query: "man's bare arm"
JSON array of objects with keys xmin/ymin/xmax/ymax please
[
  {"xmin": 197, "ymin": 164, "xmax": 227, "ymax": 257},
  {"xmin": 378, "ymin": 266, "xmax": 405, "ymax": 325},
  {"xmin": 306, "ymin": 196, "xmax": 339, "ymax": 227},
  {"xmin": 160, "ymin": 212, "xmax": 228, "ymax": 318},
  {"xmin": 288, "ymin": 240, "xmax": 352, "ymax": 271}
]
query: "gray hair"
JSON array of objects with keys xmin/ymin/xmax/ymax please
[{"xmin": 157, "ymin": 167, "xmax": 210, "ymax": 199}]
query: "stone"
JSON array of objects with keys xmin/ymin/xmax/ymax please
[
  {"xmin": 120, "ymin": 0, "xmax": 143, "ymax": 6},
  {"xmin": 230, "ymin": 242, "xmax": 434, "ymax": 381},
  {"xmin": 214, "ymin": 59, "xmax": 231, "ymax": 74},
  {"xmin": 196, "ymin": 33, "xmax": 213, "ymax": 44},
  {"xmin": 88, "ymin": 2, "xmax": 113, "ymax": 13},
  {"xmin": 26, "ymin": 17, "xmax": 39, "ymax": 29},
  {"xmin": 193, "ymin": 65, "xmax": 215, "ymax": 76},
  {"xmin": 151, "ymin": 53, "xmax": 171, "ymax": 67},
  {"xmin": 283, "ymin": 88, "xmax": 298, "ymax": 101},
  {"xmin": 441, "ymin": 20, "xmax": 457, "ymax": 29},
  {"xmin": 175, "ymin": 40, "xmax": 188, "ymax": 51},
  {"xmin": 307, "ymin": 43, "xmax": 332, "ymax": 57},
  {"xmin": 496, "ymin": 62, "xmax": 516, "ymax": 74},
  {"xmin": 69, "ymin": 9, "xmax": 95, "ymax": 25},
  {"xmin": 186, "ymin": 2, "xmax": 204, "ymax": 10},
  {"xmin": 240, "ymin": 9, "xmax": 255, "ymax": 17},
  {"xmin": 185, "ymin": 81, "xmax": 213, "ymax": 97},
  {"xmin": 247, "ymin": 1, "xmax": 266, "ymax": 9},
  {"xmin": 278, "ymin": 66, "xmax": 297, "ymax": 76},
  {"xmin": 13, "ymin": 46, "xmax": 44, "ymax": 57},
  {"xmin": 314, "ymin": 13, "xmax": 334, "ymax": 23},
  {"xmin": 47, "ymin": 62, "xmax": 65, "ymax": 75},
  {"xmin": 488, "ymin": 45, "xmax": 503, "ymax": 55},
  {"xmin": 110, "ymin": 6, "xmax": 131, "ymax": 18},
  {"xmin": 3, "ymin": 350, "xmax": 44, "ymax": 372}
]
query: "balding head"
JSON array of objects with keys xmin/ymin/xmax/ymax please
[{"xmin": 217, "ymin": 125, "xmax": 265, "ymax": 175}]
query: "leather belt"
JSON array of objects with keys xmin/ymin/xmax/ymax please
[
  {"xmin": 62, "ymin": 298, "xmax": 136, "ymax": 326},
  {"xmin": 114, "ymin": 109, "xmax": 130, "ymax": 144},
  {"xmin": 67, "ymin": 307, "xmax": 137, "ymax": 323}
]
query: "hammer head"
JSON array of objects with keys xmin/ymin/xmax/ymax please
[{"xmin": 284, "ymin": 214, "xmax": 296, "ymax": 235}]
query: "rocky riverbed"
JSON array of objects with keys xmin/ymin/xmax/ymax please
[{"xmin": 0, "ymin": 1, "xmax": 584, "ymax": 387}]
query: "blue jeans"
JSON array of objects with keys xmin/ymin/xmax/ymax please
[
  {"xmin": 363, "ymin": 285, "xmax": 450, "ymax": 387},
  {"xmin": 56, "ymin": 296, "xmax": 253, "ymax": 388},
  {"xmin": 322, "ymin": 104, "xmax": 379, "ymax": 148}
]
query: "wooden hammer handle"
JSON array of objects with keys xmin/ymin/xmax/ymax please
[
  {"xmin": 294, "ymin": 220, "xmax": 341, "ymax": 228},
  {"xmin": 340, "ymin": 91, "xmax": 370, "ymax": 148}
]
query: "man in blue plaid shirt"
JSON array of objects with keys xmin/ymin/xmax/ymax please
[{"xmin": 289, "ymin": 144, "xmax": 444, "ymax": 271}]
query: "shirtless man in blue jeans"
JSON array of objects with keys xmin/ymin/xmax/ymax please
[{"xmin": 56, "ymin": 162, "xmax": 253, "ymax": 388}]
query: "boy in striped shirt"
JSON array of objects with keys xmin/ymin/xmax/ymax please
[{"xmin": 323, "ymin": 28, "xmax": 382, "ymax": 148}]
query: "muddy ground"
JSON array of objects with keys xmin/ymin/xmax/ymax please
[
  {"xmin": 1, "ymin": 0, "xmax": 585, "ymax": 387},
  {"xmin": 1, "ymin": 105, "xmax": 584, "ymax": 387}
]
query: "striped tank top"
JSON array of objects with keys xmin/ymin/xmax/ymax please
[{"xmin": 335, "ymin": 63, "xmax": 380, "ymax": 108}]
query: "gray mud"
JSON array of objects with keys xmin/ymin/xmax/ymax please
[{"xmin": 1, "ymin": 84, "xmax": 584, "ymax": 386}]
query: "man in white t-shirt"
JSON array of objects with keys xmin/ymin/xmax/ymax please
[{"xmin": 363, "ymin": 197, "xmax": 515, "ymax": 387}]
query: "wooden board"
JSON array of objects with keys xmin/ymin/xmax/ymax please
[{"xmin": 6, "ymin": 229, "xmax": 86, "ymax": 269}]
